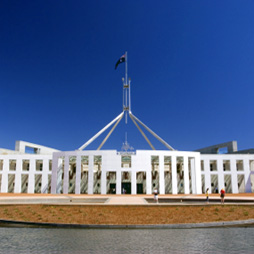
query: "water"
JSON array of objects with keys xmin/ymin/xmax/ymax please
[{"xmin": 0, "ymin": 227, "xmax": 254, "ymax": 253}]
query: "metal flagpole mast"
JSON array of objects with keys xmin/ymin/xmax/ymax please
[
  {"xmin": 129, "ymin": 77, "xmax": 131, "ymax": 112},
  {"xmin": 125, "ymin": 51, "xmax": 128, "ymax": 89},
  {"xmin": 125, "ymin": 51, "xmax": 128, "ymax": 123}
]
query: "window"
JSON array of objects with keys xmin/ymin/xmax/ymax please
[
  {"xmin": 22, "ymin": 160, "xmax": 30, "ymax": 171},
  {"xmin": 36, "ymin": 160, "xmax": 43, "ymax": 171},
  {"xmin": 201, "ymin": 161, "xmax": 204, "ymax": 171},
  {"xmin": 210, "ymin": 161, "xmax": 217, "ymax": 171},
  {"xmin": 223, "ymin": 160, "xmax": 230, "ymax": 171},
  {"xmin": 9, "ymin": 160, "xmax": 16, "ymax": 171},
  {"xmin": 121, "ymin": 156, "xmax": 131, "ymax": 168},
  {"xmin": 236, "ymin": 160, "xmax": 243, "ymax": 171}
]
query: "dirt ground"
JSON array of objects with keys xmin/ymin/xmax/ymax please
[{"xmin": 0, "ymin": 204, "xmax": 254, "ymax": 225}]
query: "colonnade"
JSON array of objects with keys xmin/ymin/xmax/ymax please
[
  {"xmin": 51, "ymin": 150, "xmax": 202, "ymax": 195},
  {"xmin": 1, "ymin": 151, "xmax": 253, "ymax": 194},
  {"xmin": 0, "ymin": 155, "xmax": 52, "ymax": 193},
  {"xmin": 201, "ymin": 155, "xmax": 254, "ymax": 193}
]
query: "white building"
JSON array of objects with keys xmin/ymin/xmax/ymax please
[{"xmin": 0, "ymin": 140, "xmax": 253, "ymax": 195}]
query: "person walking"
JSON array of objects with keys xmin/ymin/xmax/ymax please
[
  {"xmin": 220, "ymin": 188, "xmax": 225, "ymax": 204},
  {"xmin": 205, "ymin": 188, "xmax": 209, "ymax": 203}
]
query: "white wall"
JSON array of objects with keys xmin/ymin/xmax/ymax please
[
  {"xmin": 51, "ymin": 150, "xmax": 202, "ymax": 195},
  {"xmin": 0, "ymin": 154, "xmax": 52, "ymax": 193},
  {"xmin": 1, "ymin": 150, "xmax": 253, "ymax": 195},
  {"xmin": 201, "ymin": 154, "xmax": 254, "ymax": 194}
]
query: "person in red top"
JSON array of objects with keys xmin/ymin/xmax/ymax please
[{"xmin": 220, "ymin": 188, "xmax": 225, "ymax": 204}]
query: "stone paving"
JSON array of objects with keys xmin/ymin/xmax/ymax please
[
  {"xmin": 106, "ymin": 196, "xmax": 147, "ymax": 204},
  {"xmin": 0, "ymin": 193, "xmax": 253, "ymax": 205}
]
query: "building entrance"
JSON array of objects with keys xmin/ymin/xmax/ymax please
[
  {"xmin": 137, "ymin": 183, "xmax": 143, "ymax": 194},
  {"xmin": 122, "ymin": 182, "xmax": 131, "ymax": 194},
  {"xmin": 109, "ymin": 183, "xmax": 116, "ymax": 194}
]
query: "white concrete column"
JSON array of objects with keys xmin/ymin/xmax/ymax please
[
  {"xmin": 146, "ymin": 170, "xmax": 151, "ymax": 194},
  {"xmin": 63, "ymin": 156, "xmax": 69, "ymax": 194},
  {"xmin": 172, "ymin": 155, "xmax": 177, "ymax": 194},
  {"xmin": 116, "ymin": 171, "xmax": 121, "ymax": 194},
  {"xmin": 1, "ymin": 158, "xmax": 9, "ymax": 193},
  {"xmin": 57, "ymin": 158, "xmax": 63, "ymax": 194},
  {"xmin": 243, "ymin": 158, "xmax": 250, "ymax": 182},
  {"xmin": 101, "ymin": 170, "xmax": 106, "ymax": 194},
  {"xmin": 28, "ymin": 158, "xmax": 35, "ymax": 193},
  {"xmin": 159, "ymin": 155, "xmax": 165, "ymax": 194},
  {"xmin": 204, "ymin": 159, "xmax": 211, "ymax": 192},
  {"xmin": 243, "ymin": 158, "xmax": 251, "ymax": 192},
  {"xmin": 190, "ymin": 158, "xmax": 196, "ymax": 194},
  {"xmin": 88, "ymin": 155, "xmax": 94, "ymax": 194},
  {"xmin": 41, "ymin": 158, "xmax": 49, "ymax": 194},
  {"xmin": 183, "ymin": 156, "xmax": 190, "ymax": 194},
  {"xmin": 14, "ymin": 158, "xmax": 22, "ymax": 193},
  {"xmin": 217, "ymin": 158, "xmax": 224, "ymax": 192},
  {"xmin": 75, "ymin": 155, "xmax": 81, "ymax": 194},
  {"xmin": 230, "ymin": 159, "xmax": 238, "ymax": 193},
  {"xmin": 131, "ymin": 171, "xmax": 136, "ymax": 194},
  {"xmin": 194, "ymin": 155, "xmax": 202, "ymax": 194},
  {"xmin": 51, "ymin": 156, "xmax": 59, "ymax": 194}
]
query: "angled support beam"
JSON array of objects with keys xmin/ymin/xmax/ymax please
[
  {"xmin": 130, "ymin": 112, "xmax": 175, "ymax": 151},
  {"xmin": 97, "ymin": 113, "xmax": 124, "ymax": 150},
  {"xmin": 129, "ymin": 113, "xmax": 155, "ymax": 150},
  {"xmin": 78, "ymin": 112, "xmax": 124, "ymax": 151}
]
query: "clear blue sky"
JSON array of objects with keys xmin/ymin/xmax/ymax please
[{"xmin": 1, "ymin": 0, "xmax": 254, "ymax": 152}]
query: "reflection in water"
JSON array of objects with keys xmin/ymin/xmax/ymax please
[{"xmin": 0, "ymin": 227, "xmax": 254, "ymax": 253}]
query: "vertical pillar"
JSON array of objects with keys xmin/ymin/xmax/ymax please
[
  {"xmin": 75, "ymin": 155, "xmax": 81, "ymax": 194},
  {"xmin": 217, "ymin": 158, "xmax": 224, "ymax": 192},
  {"xmin": 243, "ymin": 158, "xmax": 251, "ymax": 192},
  {"xmin": 230, "ymin": 159, "xmax": 238, "ymax": 193},
  {"xmin": 204, "ymin": 159, "xmax": 211, "ymax": 192},
  {"xmin": 172, "ymin": 155, "xmax": 177, "ymax": 194},
  {"xmin": 143, "ymin": 153, "xmax": 151, "ymax": 195},
  {"xmin": 116, "ymin": 171, "xmax": 121, "ymax": 194},
  {"xmin": 194, "ymin": 155, "xmax": 202, "ymax": 194},
  {"xmin": 41, "ymin": 158, "xmax": 49, "ymax": 194},
  {"xmin": 14, "ymin": 158, "xmax": 22, "ymax": 193},
  {"xmin": 131, "ymin": 171, "xmax": 136, "ymax": 194},
  {"xmin": 56, "ymin": 158, "xmax": 63, "ymax": 194},
  {"xmin": 1, "ymin": 158, "xmax": 9, "ymax": 193},
  {"xmin": 183, "ymin": 156, "xmax": 190, "ymax": 194},
  {"xmin": 190, "ymin": 158, "xmax": 196, "ymax": 194},
  {"xmin": 63, "ymin": 156, "xmax": 69, "ymax": 194},
  {"xmin": 159, "ymin": 155, "xmax": 165, "ymax": 194},
  {"xmin": 51, "ymin": 156, "xmax": 59, "ymax": 194},
  {"xmin": 88, "ymin": 155, "xmax": 94, "ymax": 194},
  {"xmin": 28, "ymin": 158, "xmax": 35, "ymax": 193},
  {"xmin": 146, "ymin": 170, "xmax": 151, "ymax": 194},
  {"xmin": 101, "ymin": 170, "xmax": 106, "ymax": 194}
]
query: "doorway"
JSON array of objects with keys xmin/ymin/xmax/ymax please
[
  {"xmin": 122, "ymin": 182, "xmax": 131, "ymax": 194},
  {"xmin": 109, "ymin": 183, "xmax": 116, "ymax": 194},
  {"xmin": 137, "ymin": 183, "xmax": 143, "ymax": 194}
]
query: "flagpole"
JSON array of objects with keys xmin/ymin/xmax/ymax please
[
  {"xmin": 129, "ymin": 77, "xmax": 131, "ymax": 113},
  {"xmin": 125, "ymin": 51, "xmax": 127, "ymax": 86},
  {"xmin": 125, "ymin": 51, "xmax": 128, "ymax": 123}
]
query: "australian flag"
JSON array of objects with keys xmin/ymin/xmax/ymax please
[{"xmin": 115, "ymin": 54, "xmax": 126, "ymax": 70}]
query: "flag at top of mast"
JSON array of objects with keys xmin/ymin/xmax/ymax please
[{"xmin": 115, "ymin": 54, "xmax": 126, "ymax": 70}]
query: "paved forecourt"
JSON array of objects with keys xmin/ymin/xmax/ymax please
[{"xmin": 0, "ymin": 193, "xmax": 254, "ymax": 205}]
